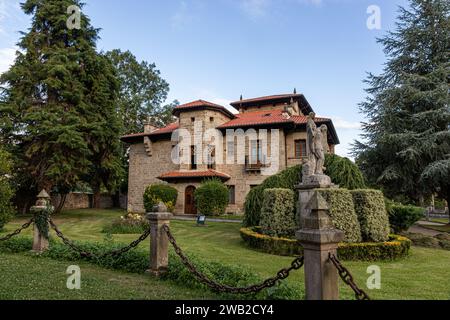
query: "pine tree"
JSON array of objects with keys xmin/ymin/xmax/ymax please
[
  {"xmin": 0, "ymin": 0, "xmax": 122, "ymax": 206},
  {"xmin": 354, "ymin": 0, "xmax": 450, "ymax": 206}
]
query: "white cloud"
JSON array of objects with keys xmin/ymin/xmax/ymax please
[
  {"xmin": 331, "ymin": 116, "xmax": 361, "ymax": 130},
  {"xmin": 0, "ymin": 47, "xmax": 17, "ymax": 74},
  {"xmin": 240, "ymin": 0, "xmax": 271, "ymax": 19}
]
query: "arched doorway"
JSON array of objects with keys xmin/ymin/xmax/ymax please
[{"xmin": 184, "ymin": 186, "xmax": 197, "ymax": 215}]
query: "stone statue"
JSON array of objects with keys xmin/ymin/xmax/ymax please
[{"xmin": 302, "ymin": 113, "xmax": 331, "ymax": 186}]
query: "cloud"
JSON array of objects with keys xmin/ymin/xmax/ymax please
[
  {"xmin": 330, "ymin": 116, "xmax": 361, "ymax": 130},
  {"xmin": 240, "ymin": 0, "xmax": 271, "ymax": 19},
  {"xmin": 0, "ymin": 47, "xmax": 17, "ymax": 75},
  {"xmin": 171, "ymin": 1, "xmax": 193, "ymax": 30}
]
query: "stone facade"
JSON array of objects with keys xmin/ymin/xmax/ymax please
[{"xmin": 122, "ymin": 94, "xmax": 340, "ymax": 215}]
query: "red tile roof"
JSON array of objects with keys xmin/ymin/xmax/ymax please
[
  {"xmin": 217, "ymin": 109, "xmax": 330, "ymax": 129},
  {"xmin": 173, "ymin": 100, "xmax": 235, "ymax": 118},
  {"xmin": 121, "ymin": 122, "xmax": 179, "ymax": 143},
  {"xmin": 158, "ymin": 169, "xmax": 231, "ymax": 181},
  {"xmin": 231, "ymin": 94, "xmax": 302, "ymax": 107}
]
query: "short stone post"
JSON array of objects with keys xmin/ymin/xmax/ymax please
[
  {"xmin": 30, "ymin": 189, "xmax": 51, "ymax": 253},
  {"xmin": 296, "ymin": 191, "xmax": 344, "ymax": 300},
  {"xmin": 146, "ymin": 202, "xmax": 173, "ymax": 276}
]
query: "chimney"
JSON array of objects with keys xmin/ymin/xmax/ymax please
[{"xmin": 144, "ymin": 117, "xmax": 158, "ymax": 133}]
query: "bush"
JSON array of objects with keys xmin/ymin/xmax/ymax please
[
  {"xmin": 102, "ymin": 213, "xmax": 149, "ymax": 234},
  {"xmin": 351, "ymin": 189, "xmax": 390, "ymax": 242},
  {"xmin": 240, "ymin": 227, "xmax": 411, "ymax": 261},
  {"xmin": 143, "ymin": 184, "xmax": 177, "ymax": 212},
  {"xmin": 317, "ymin": 188, "xmax": 362, "ymax": 243},
  {"xmin": 195, "ymin": 179, "xmax": 229, "ymax": 216},
  {"xmin": 0, "ymin": 236, "xmax": 300, "ymax": 300},
  {"xmin": 387, "ymin": 203, "xmax": 424, "ymax": 233},
  {"xmin": 243, "ymin": 154, "xmax": 366, "ymax": 227},
  {"xmin": 0, "ymin": 148, "xmax": 14, "ymax": 231},
  {"xmin": 260, "ymin": 189, "xmax": 296, "ymax": 238}
]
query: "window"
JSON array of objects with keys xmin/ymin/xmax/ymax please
[
  {"xmin": 191, "ymin": 117, "xmax": 195, "ymax": 122},
  {"xmin": 227, "ymin": 141, "xmax": 235, "ymax": 159},
  {"xmin": 210, "ymin": 117, "xmax": 214, "ymax": 122},
  {"xmin": 228, "ymin": 186, "xmax": 236, "ymax": 205},
  {"xmin": 190, "ymin": 145, "xmax": 197, "ymax": 170},
  {"xmin": 295, "ymin": 140, "xmax": 307, "ymax": 159},
  {"xmin": 207, "ymin": 146, "xmax": 216, "ymax": 170},
  {"xmin": 250, "ymin": 140, "xmax": 262, "ymax": 164}
]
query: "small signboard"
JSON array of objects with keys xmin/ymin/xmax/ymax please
[{"xmin": 197, "ymin": 215, "xmax": 206, "ymax": 226}]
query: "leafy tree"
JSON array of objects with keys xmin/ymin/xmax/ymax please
[
  {"xmin": 0, "ymin": 0, "xmax": 122, "ymax": 209},
  {"xmin": 105, "ymin": 49, "xmax": 177, "ymax": 134},
  {"xmin": 0, "ymin": 147, "xmax": 14, "ymax": 230},
  {"xmin": 353, "ymin": 0, "xmax": 450, "ymax": 206}
]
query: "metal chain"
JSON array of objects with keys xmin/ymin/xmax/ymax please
[
  {"xmin": 329, "ymin": 253, "xmax": 371, "ymax": 300},
  {"xmin": 48, "ymin": 218, "xmax": 150, "ymax": 259},
  {"xmin": 0, "ymin": 218, "xmax": 34, "ymax": 242},
  {"xmin": 163, "ymin": 224, "xmax": 304, "ymax": 294}
]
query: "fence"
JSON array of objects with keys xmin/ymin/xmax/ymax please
[{"xmin": 0, "ymin": 190, "xmax": 370, "ymax": 301}]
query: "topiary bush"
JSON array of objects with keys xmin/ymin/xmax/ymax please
[
  {"xmin": 324, "ymin": 154, "xmax": 366, "ymax": 190},
  {"xmin": 351, "ymin": 189, "xmax": 390, "ymax": 242},
  {"xmin": 243, "ymin": 154, "xmax": 366, "ymax": 227},
  {"xmin": 260, "ymin": 188, "xmax": 296, "ymax": 238},
  {"xmin": 143, "ymin": 184, "xmax": 178, "ymax": 212},
  {"xmin": 317, "ymin": 188, "xmax": 362, "ymax": 243},
  {"xmin": 0, "ymin": 148, "xmax": 14, "ymax": 231},
  {"xmin": 387, "ymin": 203, "xmax": 424, "ymax": 233},
  {"xmin": 195, "ymin": 179, "xmax": 229, "ymax": 216}
]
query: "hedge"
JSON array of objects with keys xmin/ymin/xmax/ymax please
[
  {"xmin": 0, "ymin": 236, "xmax": 301, "ymax": 300},
  {"xmin": 143, "ymin": 184, "xmax": 178, "ymax": 212},
  {"xmin": 240, "ymin": 227, "xmax": 411, "ymax": 261},
  {"xmin": 195, "ymin": 179, "xmax": 229, "ymax": 216},
  {"xmin": 387, "ymin": 203, "xmax": 425, "ymax": 233},
  {"xmin": 351, "ymin": 189, "xmax": 390, "ymax": 242},
  {"xmin": 260, "ymin": 189, "xmax": 296, "ymax": 238},
  {"xmin": 317, "ymin": 188, "xmax": 362, "ymax": 243},
  {"xmin": 243, "ymin": 154, "xmax": 366, "ymax": 227}
]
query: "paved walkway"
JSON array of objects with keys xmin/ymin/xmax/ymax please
[
  {"xmin": 172, "ymin": 215, "xmax": 243, "ymax": 224},
  {"xmin": 416, "ymin": 221, "xmax": 447, "ymax": 226},
  {"xmin": 407, "ymin": 225, "xmax": 443, "ymax": 237}
]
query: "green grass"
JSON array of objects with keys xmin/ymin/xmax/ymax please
[
  {"xmin": 2, "ymin": 209, "xmax": 450, "ymax": 300},
  {"xmin": 0, "ymin": 252, "xmax": 220, "ymax": 300}
]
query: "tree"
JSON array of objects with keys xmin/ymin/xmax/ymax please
[
  {"xmin": 0, "ymin": 0, "xmax": 122, "ymax": 210},
  {"xmin": 105, "ymin": 49, "xmax": 177, "ymax": 134},
  {"xmin": 353, "ymin": 0, "xmax": 450, "ymax": 206},
  {"xmin": 0, "ymin": 146, "xmax": 14, "ymax": 230}
]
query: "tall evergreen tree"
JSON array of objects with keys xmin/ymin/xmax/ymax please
[
  {"xmin": 354, "ymin": 0, "xmax": 450, "ymax": 206},
  {"xmin": 0, "ymin": 0, "xmax": 122, "ymax": 208}
]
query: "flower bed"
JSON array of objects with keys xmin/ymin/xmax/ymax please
[{"xmin": 240, "ymin": 227, "xmax": 411, "ymax": 261}]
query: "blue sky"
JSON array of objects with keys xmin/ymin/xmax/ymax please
[{"xmin": 0, "ymin": 0, "xmax": 409, "ymax": 158}]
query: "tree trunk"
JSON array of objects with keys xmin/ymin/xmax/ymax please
[{"xmin": 54, "ymin": 193, "xmax": 67, "ymax": 214}]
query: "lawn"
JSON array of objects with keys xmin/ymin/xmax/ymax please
[{"xmin": 2, "ymin": 209, "xmax": 450, "ymax": 300}]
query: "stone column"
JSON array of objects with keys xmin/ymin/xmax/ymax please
[
  {"xmin": 146, "ymin": 203, "xmax": 173, "ymax": 276},
  {"xmin": 30, "ymin": 190, "xmax": 51, "ymax": 253},
  {"xmin": 296, "ymin": 191, "xmax": 344, "ymax": 300}
]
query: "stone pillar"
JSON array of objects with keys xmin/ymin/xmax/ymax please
[
  {"xmin": 30, "ymin": 189, "xmax": 51, "ymax": 253},
  {"xmin": 296, "ymin": 191, "xmax": 344, "ymax": 300},
  {"xmin": 146, "ymin": 203, "xmax": 172, "ymax": 276}
]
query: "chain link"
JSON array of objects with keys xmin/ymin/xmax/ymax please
[
  {"xmin": 329, "ymin": 253, "xmax": 371, "ymax": 300},
  {"xmin": 0, "ymin": 218, "xmax": 34, "ymax": 242},
  {"xmin": 163, "ymin": 224, "xmax": 304, "ymax": 294},
  {"xmin": 48, "ymin": 218, "xmax": 150, "ymax": 259}
]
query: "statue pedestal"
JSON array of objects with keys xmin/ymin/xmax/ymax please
[{"xmin": 296, "ymin": 175, "xmax": 337, "ymax": 228}]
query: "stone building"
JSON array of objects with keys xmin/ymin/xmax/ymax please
[{"xmin": 121, "ymin": 93, "xmax": 340, "ymax": 215}]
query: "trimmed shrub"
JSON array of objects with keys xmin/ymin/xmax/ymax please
[
  {"xmin": 351, "ymin": 189, "xmax": 390, "ymax": 242},
  {"xmin": 240, "ymin": 227, "xmax": 411, "ymax": 261},
  {"xmin": 324, "ymin": 154, "xmax": 366, "ymax": 190},
  {"xmin": 102, "ymin": 213, "xmax": 149, "ymax": 234},
  {"xmin": 317, "ymin": 188, "xmax": 362, "ymax": 243},
  {"xmin": 243, "ymin": 165, "xmax": 301, "ymax": 227},
  {"xmin": 143, "ymin": 184, "xmax": 178, "ymax": 212},
  {"xmin": 195, "ymin": 179, "xmax": 229, "ymax": 216},
  {"xmin": 243, "ymin": 154, "xmax": 366, "ymax": 227},
  {"xmin": 0, "ymin": 236, "xmax": 300, "ymax": 300},
  {"xmin": 0, "ymin": 148, "xmax": 14, "ymax": 231},
  {"xmin": 260, "ymin": 189, "xmax": 296, "ymax": 238},
  {"xmin": 387, "ymin": 203, "xmax": 424, "ymax": 233}
]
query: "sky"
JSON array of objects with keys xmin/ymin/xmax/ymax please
[{"xmin": 0, "ymin": 0, "xmax": 410, "ymax": 159}]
